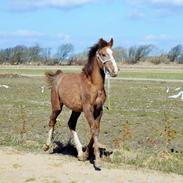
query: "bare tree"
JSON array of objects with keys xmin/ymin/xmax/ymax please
[
  {"xmin": 41, "ymin": 47, "xmax": 51, "ymax": 63},
  {"xmin": 168, "ymin": 44, "xmax": 183, "ymax": 62},
  {"xmin": 11, "ymin": 45, "xmax": 28, "ymax": 64},
  {"xmin": 127, "ymin": 45, "xmax": 154, "ymax": 64},
  {"xmin": 28, "ymin": 44, "xmax": 42, "ymax": 62},
  {"xmin": 113, "ymin": 47, "xmax": 127, "ymax": 62},
  {"xmin": 55, "ymin": 43, "xmax": 74, "ymax": 64}
]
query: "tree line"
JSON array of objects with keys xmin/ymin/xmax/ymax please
[
  {"xmin": 114, "ymin": 44, "xmax": 183, "ymax": 64},
  {"xmin": 0, "ymin": 43, "xmax": 74, "ymax": 65},
  {"xmin": 0, "ymin": 43, "xmax": 183, "ymax": 65}
]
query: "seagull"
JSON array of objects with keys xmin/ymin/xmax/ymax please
[
  {"xmin": 0, "ymin": 84, "xmax": 9, "ymax": 89},
  {"xmin": 166, "ymin": 87, "xmax": 170, "ymax": 93},
  {"xmin": 41, "ymin": 86, "xmax": 45, "ymax": 93},
  {"xmin": 168, "ymin": 91, "xmax": 183, "ymax": 100}
]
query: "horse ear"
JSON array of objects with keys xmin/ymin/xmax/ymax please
[
  {"xmin": 98, "ymin": 38, "xmax": 105, "ymax": 47},
  {"xmin": 108, "ymin": 38, "xmax": 113, "ymax": 47}
]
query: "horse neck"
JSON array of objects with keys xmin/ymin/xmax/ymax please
[{"xmin": 91, "ymin": 57, "xmax": 105, "ymax": 90}]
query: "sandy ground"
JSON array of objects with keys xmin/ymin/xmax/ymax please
[{"xmin": 0, "ymin": 147, "xmax": 183, "ymax": 183}]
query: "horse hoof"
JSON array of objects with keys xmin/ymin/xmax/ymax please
[
  {"xmin": 78, "ymin": 151, "xmax": 89, "ymax": 161},
  {"xmin": 43, "ymin": 144, "xmax": 50, "ymax": 151},
  {"xmin": 93, "ymin": 160, "xmax": 102, "ymax": 171}
]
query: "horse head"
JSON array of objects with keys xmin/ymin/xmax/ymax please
[{"xmin": 96, "ymin": 38, "xmax": 119, "ymax": 77}]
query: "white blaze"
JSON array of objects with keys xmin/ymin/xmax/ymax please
[{"xmin": 106, "ymin": 48, "xmax": 118, "ymax": 74}]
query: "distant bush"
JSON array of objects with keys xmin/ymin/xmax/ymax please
[
  {"xmin": 176, "ymin": 55, "xmax": 183, "ymax": 64},
  {"xmin": 67, "ymin": 58, "xmax": 86, "ymax": 65},
  {"xmin": 148, "ymin": 55, "xmax": 170, "ymax": 65}
]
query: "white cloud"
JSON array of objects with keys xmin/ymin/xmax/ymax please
[
  {"xmin": 125, "ymin": 0, "xmax": 183, "ymax": 19},
  {"xmin": 0, "ymin": 30, "xmax": 44, "ymax": 39},
  {"xmin": 128, "ymin": 10, "xmax": 144, "ymax": 20},
  {"xmin": 151, "ymin": 0, "xmax": 183, "ymax": 6},
  {"xmin": 57, "ymin": 33, "xmax": 72, "ymax": 43},
  {"xmin": 144, "ymin": 34, "xmax": 173, "ymax": 42},
  {"xmin": 125, "ymin": 0, "xmax": 183, "ymax": 6},
  {"xmin": 0, "ymin": 29, "xmax": 73, "ymax": 48},
  {"xmin": 8, "ymin": 0, "xmax": 95, "ymax": 11},
  {"xmin": 135, "ymin": 34, "xmax": 180, "ymax": 54}
]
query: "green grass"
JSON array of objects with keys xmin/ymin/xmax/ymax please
[
  {"xmin": 119, "ymin": 71, "xmax": 183, "ymax": 80},
  {"xmin": 108, "ymin": 150, "xmax": 183, "ymax": 175},
  {"xmin": 0, "ymin": 66, "xmax": 183, "ymax": 174},
  {"xmin": 0, "ymin": 66, "xmax": 81, "ymax": 75},
  {"xmin": 1, "ymin": 65, "xmax": 183, "ymax": 80}
]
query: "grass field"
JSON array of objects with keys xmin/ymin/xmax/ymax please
[
  {"xmin": 1, "ymin": 64, "xmax": 183, "ymax": 80},
  {"xmin": 0, "ymin": 65, "xmax": 183, "ymax": 175}
]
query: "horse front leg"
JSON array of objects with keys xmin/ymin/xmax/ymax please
[
  {"xmin": 85, "ymin": 107, "xmax": 105, "ymax": 156},
  {"xmin": 68, "ymin": 111, "xmax": 87, "ymax": 160},
  {"xmin": 83, "ymin": 105, "xmax": 103, "ymax": 170}
]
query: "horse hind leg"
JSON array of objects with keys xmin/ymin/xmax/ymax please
[
  {"xmin": 68, "ymin": 111, "xmax": 87, "ymax": 160},
  {"xmin": 43, "ymin": 108, "xmax": 62, "ymax": 151},
  {"xmin": 43, "ymin": 88, "xmax": 63, "ymax": 151}
]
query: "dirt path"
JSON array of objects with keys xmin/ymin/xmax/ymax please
[{"xmin": 0, "ymin": 147, "xmax": 183, "ymax": 183}]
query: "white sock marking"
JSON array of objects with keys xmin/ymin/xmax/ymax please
[
  {"xmin": 71, "ymin": 130, "xmax": 83, "ymax": 156},
  {"xmin": 46, "ymin": 128, "xmax": 53, "ymax": 146}
]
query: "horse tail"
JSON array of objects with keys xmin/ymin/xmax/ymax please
[{"xmin": 45, "ymin": 70, "xmax": 63, "ymax": 87}]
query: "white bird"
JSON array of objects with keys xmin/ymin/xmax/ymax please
[
  {"xmin": 168, "ymin": 91, "xmax": 183, "ymax": 100},
  {"xmin": 41, "ymin": 86, "xmax": 45, "ymax": 93},
  {"xmin": 166, "ymin": 87, "xmax": 170, "ymax": 93},
  {"xmin": 0, "ymin": 84, "xmax": 9, "ymax": 88}
]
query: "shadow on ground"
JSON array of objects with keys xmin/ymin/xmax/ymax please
[
  {"xmin": 51, "ymin": 141, "xmax": 78, "ymax": 157},
  {"xmin": 51, "ymin": 141, "xmax": 113, "ymax": 158},
  {"xmin": 49, "ymin": 141, "xmax": 113, "ymax": 171}
]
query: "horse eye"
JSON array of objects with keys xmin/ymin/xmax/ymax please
[{"xmin": 102, "ymin": 54, "xmax": 106, "ymax": 57}]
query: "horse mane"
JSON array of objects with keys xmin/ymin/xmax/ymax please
[{"xmin": 82, "ymin": 40, "xmax": 108, "ymax": 77}]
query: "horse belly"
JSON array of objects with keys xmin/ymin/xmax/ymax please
[
  {"xmin": 58, "ymin": 74, "xmax": 83, "ymax": 112},
  {"xmin": 61, "ymin": 91, "xmax": 82, "ymax": 112},
  {"xmin": 67, "ymin": 96, "xmax": 82, "ymax": 112}
]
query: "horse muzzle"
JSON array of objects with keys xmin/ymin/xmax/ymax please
[{"xmin": 110, "ymin": 72, "xmax": 118, "ymax": 77}]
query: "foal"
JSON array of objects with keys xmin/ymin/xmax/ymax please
[{"xmin": 44, "ymin": 38, "xmax": 118, "ymax": 169}]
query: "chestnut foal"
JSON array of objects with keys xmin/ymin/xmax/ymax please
[{"xmin": 43, "ymin": 38, "xmax": 118, "ymax": 170}]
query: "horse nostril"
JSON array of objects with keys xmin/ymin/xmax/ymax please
[
  {"xmin": 112, "ymin": 69, "xmax": 118, "ymax": 77},
  {"xmin": 112, "ymin": 73, "xmax": 117, "ymax": 77}
]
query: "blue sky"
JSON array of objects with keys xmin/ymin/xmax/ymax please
[{"xmin": 0, "ymin": 0, "xmax": 183, "ymax": 53}]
